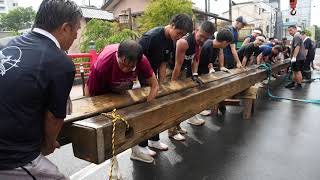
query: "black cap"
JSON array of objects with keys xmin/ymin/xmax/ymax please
[{"xmin": 236, "ymin": 16, "xmax": 247, "ymax": 26}]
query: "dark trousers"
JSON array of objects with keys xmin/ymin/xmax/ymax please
[
  {"xmin": 302, "ymin": 59, "xmax": 312, "ymax": 80},
  {"xmin": 139, "ymin": 134, "xmax": 160, "ymax": 147}
]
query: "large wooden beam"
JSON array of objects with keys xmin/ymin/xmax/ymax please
[
  {"xmin": 58, "ymin": 68, "xmax": 251, "ymax": 144},
  {"xmin": 70, "ymin": 60, "xmax": 290, "ymax": 164}
]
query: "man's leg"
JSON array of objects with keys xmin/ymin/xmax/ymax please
[
  {"xmin": 291, "ymin": 61, "xmax": 303, "ymax": 89},
  {"xmin": 148, "ymin": 134, "xmax": 168, "ymax": 150},
  {"xmin": 286, "ymin": 61, "xmax": 301, "ymax": 88},
  {"xmin": 168, "ymin": 126, "xmax": 186, "ymax": 141},
  {"xmin": 295, "ymin": 71, "xmax": 303, "ymax": 84},
  {"xmin": 218, "ymin": 58, "xmax": 236, "ymax": 115},
  {"xmin": 295, "ymin": 61, "xmax": 303, "ymax": 85},
  {"xmin": 131, "ymin": 140, "xmax": 155, "ymax": 164},
  {"xmin": 137, "ymin": 140, "xmax": 156, "ymax": 156},
  {"xmin": 302, "ymin": 59, "xmax": 312, "ymax": 81}
]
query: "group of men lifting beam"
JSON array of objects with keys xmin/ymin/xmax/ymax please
[
  {"xmin": 80, "ymin": 14, "xmax": 287, "ymax": 165},
  {"xmin": 0, "ymin": 0, "xmax": 293, "ymax": 179}
]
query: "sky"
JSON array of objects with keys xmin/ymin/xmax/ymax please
[{"xmin": 17, "ymin": 0, "xmax": 320, "ymax": 26}]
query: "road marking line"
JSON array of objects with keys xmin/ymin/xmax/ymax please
[{"xmin": 69, "ymin": 150, "xmax": 129, "ymax": 180}]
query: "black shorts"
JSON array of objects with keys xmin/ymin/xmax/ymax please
[{"xmin": 292, "ymin": 60, "xmax": 304, "ymax": 72}]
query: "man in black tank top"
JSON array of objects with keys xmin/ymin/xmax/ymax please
[{"xmin": 169, "ymin": 21, "xmax": 215, "ymax": 141}]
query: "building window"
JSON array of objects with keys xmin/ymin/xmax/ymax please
[
  {"xmin": 13, "ymin": 3, "xmax": 18, "ymax": 6},
  {"xmin": 0, "ymin": 0, "xmax": 4, "ymax": 3},
  {"xmin": 0, "ymin": 7, "xmax": 5, "ymax": 11},
  {"xmin": 285, "ymin": 18, "xmax": 289, "ymax": 22}
]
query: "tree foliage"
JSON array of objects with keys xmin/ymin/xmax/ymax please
[
  {"xmin": 303, "ymin": 29, "xmax": 312, "ymax": 37},
  {"xmin": 0, "ymin": 7, "xmax": 36, "ymax": 31},
  {"xmin": 138, "ymin": 0, "xmax": 193, "ymax": 33},
  {"xmin": 80, "ymin": 19, "xmax": 139, "ymax": 52}
]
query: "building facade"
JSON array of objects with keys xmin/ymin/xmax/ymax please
[
  {"xmin": 0, "ymin": 0, "xmax": 18, "ymax": 14},
  {"xmin": 282, "ymin": 0, "xmax": 311, "ymax": 40},
  {"xmin": 221, "ymin": 0, "xmax": 279, "ymax": 39},
  {"xmin": 268, "ymin": 0, "xmax": 282, "ymax": 39},
  {"xmin": 102, "ymin": 0, "xmax": 231, "ymax": 31},
  {"xmin": 103, "ymin": 0, "xmax": 151, "ymax": 18}
]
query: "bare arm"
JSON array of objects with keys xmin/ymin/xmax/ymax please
[
  {"xmin": 218, "ymin": 48, "xmax": 225, "ymax": 68},
  {"xmin": 241, "ymin": 38, "xmax": 250, "ymax": 47},
  {"xmin": 249, "ymin": 55, "xmax": 254, "ymax": 66},
  {"xmin": 256, "ymin": 53, "xmax": 263, "ymax": 65},
  {"xmin": 241, "ymin": 56, "xmax": 248, "ymax": 67},
  {"xmin": 192, "ymin": 47, "xmax": 200, "ymax": 74},
  {"xmin": 292, "ymin": 45, "xmax": 300, "ymax": 58},
  {"xmin": 84, "ymin": 85, "xmax": 90, "ymax": 97},
  {"xmin": 172, "ymin": 39, "xmax": 188, "ymax": 81},
  {"xmin": 158, "ymin": 62, "xmax": 167, "ymax": 83},
  {"xmin": 305, "ymin": 49, "xmax": 309, "ymax": 57},
  {"xmin": 145, "ymin": 73, "xmax": 159, "ymax": 101},
  {"xmin": 42, "ymin": 111, "xmax": 64, "ymax": 155},
  {"xmin": 230, "ymin": 44, "xmax": 242, "ymax": 68}
]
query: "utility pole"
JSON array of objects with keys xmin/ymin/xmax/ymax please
[
  {"xmin": 229, "ymin": 0, "xmax": 232, "ymax": 21},
  {"xmin": 208, "ymin": 0, "xmax": 210, "ymax": 14},
  {"xmin": 128, "ymin": 8, "xmax": 133, "ymax": 30},
  {"xmin": 205, "ymin": 0, "xmax": 208, "ymax": 20}
]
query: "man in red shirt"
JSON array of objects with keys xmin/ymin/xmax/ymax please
[{"xmin": 86, "ymin": 40, "xmax": 164, "ymax": 164}]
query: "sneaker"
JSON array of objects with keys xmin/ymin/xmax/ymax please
[
  {"xmin": 187, "ymin": 115, "xmax": 205, "ymax": 126},
  {"xmin": 169, "ymin": 133, "xmax": 186, "ymax": 141},
  {"xmin": 285, "ymin": 82, "xmax": 295, "ymax": 88},
  {"xmin": 199, "ymin": 110, "xmax": 211, "ymax": 116},
  {"xmin": 302, "ymin": 79, "xmax": 312, "ymax": 83},
  {"xmin": 139, "ymin": 146, "xmax": 156, "ymax": 156},
  {"xmin": 130, "ymin": 146, "xmax": 154, "ymax": 163},
  {"xmin": 148, "ymin": 140, "xmax": 168, "ymax": 151},
  {"xmin": 291, "ymin": 83, "xmax": 302, "ymax": 90},
  {"xmin": 177, "ymin": 125, "xmax": 187, "ymax": 134}
]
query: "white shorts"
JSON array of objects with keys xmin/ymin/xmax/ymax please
[{"xmin": 0, "ymin": 154, "xmax": 68, "ymax": 180}]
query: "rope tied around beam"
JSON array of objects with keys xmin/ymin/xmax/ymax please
[{"xmin": 101, "ymin": 109, "xmax": 132, "ymax": 180}]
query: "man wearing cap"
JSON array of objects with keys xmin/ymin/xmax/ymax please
[
  {"xmin": 237, "ymin": 35, "xmax": 265, "ymax": 66},
  {"xmin": 222, "ymin": 16, "xmax": 247, "ymax": 70},
  {"xmin": 241, "ymin": 28, "xmax": 263, "ymax": 47}
]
